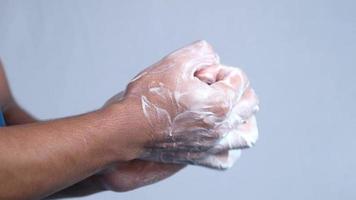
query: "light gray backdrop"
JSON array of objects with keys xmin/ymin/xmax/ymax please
[{"xmin": 0, "ymin": 0, "xmax": 355, "ymax": 200}]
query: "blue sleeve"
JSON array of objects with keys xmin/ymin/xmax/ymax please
[{"xmin": 0, "ymin": 111, "xmax": 6, "ymax": 127}]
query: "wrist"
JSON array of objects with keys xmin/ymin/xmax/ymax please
[{"xmin": 98, "ymin": 99, "xmax": 150, "ymax": 162}]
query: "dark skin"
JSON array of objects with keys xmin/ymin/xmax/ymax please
[
  {"xmin": 0, "ymin": 60, "xmax": 184, "ymax": 199},
  {"xmin": 0, "ymin": 61, "xmax": 104, "ymax": 198},
  {"xmin": 1, "ymin": 39, "xmax": 258, "ymax": 199}
]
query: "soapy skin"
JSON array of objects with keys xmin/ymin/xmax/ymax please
[
  {"xmin": 0, "ymin": 41, "xmax": 259, "ymax": 199},
  {"xmin": 54, "ymin": 40, "xmax": 260, "ymax": 195},
  {"xmin": 108, "ymin": 40, "xmax": 259, "ymax": 170}
]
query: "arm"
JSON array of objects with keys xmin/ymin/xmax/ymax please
[
  {"xmin": 0, "ymin": 61, "xmax": 108, "ymax": 198},
  {"xmin": 0, "ymin": 103, "xmax": 141, "ymax": 200},
  {"xmin": 1, "ymin": 59, "xmax": 145, "ymax": 200},
  {"xmin": 0, "ymin": 61, "xmax": 183, "ymax": 199},
  {"xmin": 0, "ymin": 40, "xmax": 259, "ymax": 199}
]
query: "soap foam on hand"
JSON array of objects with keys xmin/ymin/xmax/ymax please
[{"xmin": 107, "ymin": 40, "xmax": 259, "ymax": 170}]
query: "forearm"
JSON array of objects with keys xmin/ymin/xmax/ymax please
[
  {"xmin": 0, "ymin": 105, "xmax": 135, "ymax": 200},
  {"xmin": 3, "ymin": 102, "xmax": 109, "ymax": 199}
]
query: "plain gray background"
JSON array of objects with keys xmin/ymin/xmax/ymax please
[{"xmin": 0, "ymin": 0, "xmax": 355, "ymax": 199}]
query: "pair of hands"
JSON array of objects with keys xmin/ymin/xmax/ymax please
[{"xmin": 98, "ymin": 41, "xmax": 259, "ymax": 192}]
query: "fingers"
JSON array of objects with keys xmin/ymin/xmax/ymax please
[
  {"xmin": 215, "ymin": 88, "xmax": 259, "ymax": 151},
  {"xmin": 193, "ymin": 65, "xmax": 259, "ymax": 153},
  {"xmin": 232, "ymin": 88, "xmax": 259, "ymax": 120},
  {"xmin": 195, "ymin": 65, "xmax": 254, "ymax": 121},
  {"xmin": 225, "ymin": 116, "xmax": 258, "ymax": 149},
  {"xmin": 140, "ymin": 148, "xmax": 240, "ymax": 170},
  {"xmin": 194, "ymin": 64, "xmax": 222, "ymax": 85},
  {"xmin": 194, "ymin": 150, "xmax": 242, "ymax": 170},
  {"xmin": 211, "ymin": 116, "xmax": 259, "ymax": 153},
  {"xmin": 195, "ymin": 65, "xmax": 249, "ymax": 91},
  {"xmin": 167, "ymin": 40, "xmax": 220, "ymax": 76},
  {"xmin": 140, "ymin": 148, "xmax": 210, "ymax": 164},
  {"xmin": 210, "ymin": 65, "xmax": 250, "ymax": 102},
  {"xmin": 140, "ymin": 147, "xmax": 243, "ymax": 170},
  {"xmin": 222, "ymin": 87, "xmax": 259, "ymax": 128},
  {"xmin": 195, "ymin": 65, "xmax": 250, "ymax": 109}
]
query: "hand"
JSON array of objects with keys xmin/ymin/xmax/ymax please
[
  {"xmin": 97, "ymin": 161, "xmax": 185, "ymax": 192},
  {"xmin": 108, "ymin": 40, "xmax": 259, "ymax": 169},
  {"xmin": 98, "ymin": 94, "xmax": 186, "ymax": 192}
]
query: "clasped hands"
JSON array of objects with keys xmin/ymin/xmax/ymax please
[{"xmin": 97, "ymin": 40, "xmax": 259, "ymax": 191}]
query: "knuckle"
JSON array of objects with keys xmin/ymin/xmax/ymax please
[{"xmin": 216, "ymin": 102, "xmax": 231, "ymax": 117}]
